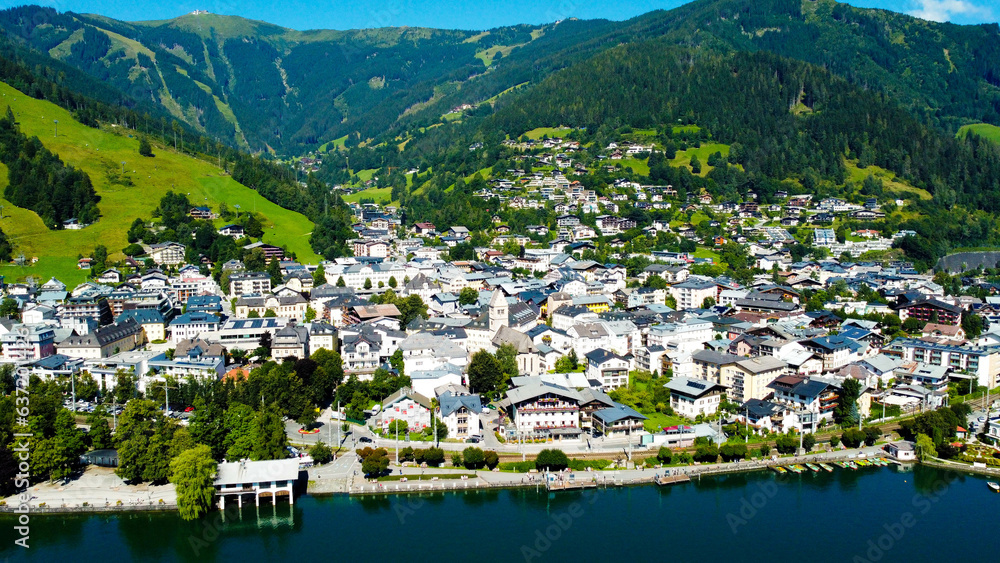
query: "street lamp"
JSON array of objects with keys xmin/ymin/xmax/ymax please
[{"xmin": 53, "ymin": 119, "xmax": 58, "ymax": 137}]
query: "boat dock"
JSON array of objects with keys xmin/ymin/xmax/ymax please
[
  {"xmin": 654, "ymin": 474, "xmax": 691, "ymax": 486},
  {"xmin": 545, "ymin": 479, "xmax": 599, "ymax": 492}
]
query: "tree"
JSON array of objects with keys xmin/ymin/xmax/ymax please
[
  {"xmin": 388, "ymin": 276, "xmax": 397, "ymax": 288},
  {"xmin": 305, "ymin": 306, "xmax": 317, "ymax": 322},
  {"xmin": 801, "ymin": 433, "xmax": 816, "ymax": 452},
  {"xmin": 387, "ymin": 419, "xmax": 409, "ymax": 436},
  {"xmin": 701, "ymin": 296, "xmax": 716, "ymax": 309},
  {"xmin": 835, "ymin": 378, "xmax": 862, "ymax": 426},
  {"xmin": 313, "ymin": 268, "xmax": 327, "ymax": 286},
  {"xmin": 484, "ymin": 450, "xmax": 499, "ymax": 469},
  {"xmin": 115, "ymin": 400, "xmax": 165, "ymax": 483},
  {"xmin": 657, "ymin": 446, "xmax": 672, "ymax": 464},
  {"xmin": 244, "ymin": 214, "xmax": 264, "ymax": 239},
  {"xmin": 830, "ymin": 435, "xmax": 841, "ymax": 448},
  {"xmin": 961, "ymin": 312, "xmax": 985, "ymax": 339},
  {"xmin": 309, "ymin": 442, "xmax": 333, "ymax": 465},
  {"xmin": 902, "ymin": 317, "xmax": 925, "ymax": 333},
  {"xmin": 535, "ymin": 449, "xmax": 569, "ymax": 471},
  {"xmin": 462, "ymin": 447, "xmax": 486, "ymax": 469},
  {"xmin": 758, "ymin": 444, "xmax": 771, "ymax": 458},
  {"xmin": 459, "ymin": 287, "xmax": 479, "ymax": 306},
  {"xmin": 268, "ymin": 257, "xmax": 283, "ymax": 287},
  {"xmin": 841, "ymin": 428, "xmax": 865, "ymax": 448},
  {"xmin": 336, "ymin": 276, "xmax": 346, "ymax": 287},
  {"xmin": 252, "ymin": 404, "xmax": 288, "ymax": 461},
  {"xmin": 224, "ymin": 404, "xmax": 257, "ymax": 461},
  {"xmin": 468, "ymin": 350, "xmax": 503, "ymax": 396},
  {"xmin": 363, "ymin": 278, "xmax": 372, "ymax": 290},
  {"xmin": 423, "ymin": 447, "xmax": 445, "ymax": 467},
  {"xmin": 863, "ymin": 426, "xmax": 881, "ymax": 446},
  {"xmin": 138, "ymin": 137, "xmax": 154, "ymax": 157},
  {"xmin": 0, "ymin": 297, "xmax": 19, "ymax": 319},
  {"xmin": 915, "ymin": 433, "xmax": 937, "ymax": 460},
  {"xmin": 86, "ymin": 406, "xmax": 113, "ymax": 450},
  {"xmin": 169, "ymin": 445, "xmax": 216, "ymax": 520}
]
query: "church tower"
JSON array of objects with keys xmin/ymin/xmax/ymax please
[{"xmin": 488, "ymin": 290, "xmax": 509, "ymax": 334}]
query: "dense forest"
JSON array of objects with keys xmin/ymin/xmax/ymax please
[
  {"xmin": 0, "ymin": 106, "xmax": 99, "ymax": 227},
  {"xmin": 1, "ymin": 1, "xmax": 998, "ymax": 153}
]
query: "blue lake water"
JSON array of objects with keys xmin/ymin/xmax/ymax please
[{"xmin": 2, "ymin": 465, "xmax": 996, "ymax": 562}]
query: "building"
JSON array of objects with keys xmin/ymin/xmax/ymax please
[
  {"xmin": 438, "ymin": 391, "xmax": 483, "ymax": 440},
  {"xmin": 504, "ymin": 381, "xmax": 581, "ymax": 437},
  {"xmin": 1, "ymin": 325, "xmax": 56, "ymax": 362},
  {"xmin": 57, "ymin": 319, "xmax": 144, "ymax": 359},
  {"xmin": 380, "ymin": 387, "xmax": 433, "ymax": 433},
  {"xmin": 215, "ymin": 458, "xmax": 300, "ymax": 509},
  {"xmin": 663, "ymin": 377, "xmax": 728, "ymax": 418},
  {"xmin": 669, "ymin": 279, "xmax": 717, "ymax": 310},
  {"xmin": 584, "ymin": 349, "xmax": 629, "ymax": 391},
  {"xmin": 116, "ymin": 309, "xmax": 166, "ymax": 342},
  {"xmin": 148, "ymin": 242, "xmax": 186, "ymax": 266},
  {"xmin": 592, "ymin": 405, "xmax": 646, "ymax": 437},
  {"xmin": 168, "ymin": 312, "xmax": 221, "ymax": 343},
  {"xmin": 229, "ymin": 272, "xmax": 272, "ymax": 298}
]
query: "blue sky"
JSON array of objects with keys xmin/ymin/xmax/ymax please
[{"xmin": 7, "ymin": 0, "xmax": 996, "ymax": 30}]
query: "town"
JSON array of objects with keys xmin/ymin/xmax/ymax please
[{"xmin": 4, "ymin": 129, "xmax": 1000, "ymax": 518}]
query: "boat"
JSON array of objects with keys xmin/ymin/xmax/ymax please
[
  {"xmin": 989, "ymin": 482, "xmax": 999, "ymax": 493},
  {"xmin": 795, "ymin": 464, "xmax": 809, "ymax": 473},
  {"xmin": 856, "ymin": 459, "xmax": 869, "ymax": 467},
  {"xmin": 771, "ymin": 466, "xmax": 787, "ymax": 474},
  {"xmin": 820, "ymin": 463, "xmax": 835, "ymax": 472},
  {"xmin": 788, "ymin": 465, "xmax": 804, "ymax": 474},
  {"xmin": 846, "ymin": 461, "xmax": 858, "ymax": 471},
  {"xmin": 806, "ymin": 463, "xmax": 822, "ymax": 472}
]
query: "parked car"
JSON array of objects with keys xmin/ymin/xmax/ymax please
[{"xmin": 359, "ymin": 436, "xmax": 373, "ymax": 443}]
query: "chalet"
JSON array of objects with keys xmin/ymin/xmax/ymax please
[
  {"xmin": 189, "ymin": 206, "xmax": 215, "ymax": 220},
  {"xmin": 218, "ymin": 224, "xmax": 245, "ymax": 238},
  {"xmin": 663, "ymin": 377, "xmax": 728, "ymax": 418}
]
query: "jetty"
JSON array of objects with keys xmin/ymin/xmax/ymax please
[{"xmin": 654, "ymin": 474, "xmax": 692, "ymax": 486}]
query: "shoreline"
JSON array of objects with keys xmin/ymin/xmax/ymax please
[{"xmin": 14, "ymin": 450, "xmax": 1000, "ymax": 514}]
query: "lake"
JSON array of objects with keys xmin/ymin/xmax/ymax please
[{"xmin": 3, "ymin": 465, "xmax": 996, "ymax": 562}]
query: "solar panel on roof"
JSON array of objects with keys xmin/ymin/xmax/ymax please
[{"xmin": 688, "ymin": 381, "xmax": 706, "ymax": 390}]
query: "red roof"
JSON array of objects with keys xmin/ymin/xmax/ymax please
[{"xmin": 956, "ymin": 426, "xmax": 967, "ymax": 432}]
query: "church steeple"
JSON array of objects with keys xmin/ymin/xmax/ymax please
[{"xmin": 488, "ymin": 290, "xmax": 508, "ymax": 333}]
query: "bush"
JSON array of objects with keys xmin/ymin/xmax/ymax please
[
  {"xmin": 694, "ymin": 444, "xmax": 719, "ymax": 463},
  {"xmin": 830, "ymin": 435, "xmax": 840, "ymax": 448},
  {"xmin": 462, "ymin": 447, "xmax": 486, "ymax": 469},
  {"xmin": 451, "ymin": 452, "xmax": 463, "ymax": 467},
  {"xmin": 422, "ymin": 447, "xmax": 445, "ymax": 467},
  {"xmin": 568, "ymin": 459, "xmax": 612, "ymax": 471},
  {"xmin": 535, "ymin": 449, "xmax": 569, "ymax": 471},
  {"xmin": 499, "ymin": 461, "xmax": 535, "ymax": 472},
  {"xmin": 841, "ymin": 428, "xmax": 865, "ymax": 449},
  {"xmin": 863, "ymin": 426, "xmax": 881, "ymax": 446},
  {"xmin": 801, "ymin": 433, "xmax": 816, "ymax": 452},
  {"xmin": 657, "ymin": 446, "xmax": 672, "ymax": 464},
  {"xmin": 775, "ymin": 433, "xmax": 798, "ymax": 454},
  {"xmin": 719, "ymin": 443, "xmax": 747, "ymax": 462},
  {"xmin": 758, "ymin": 444, "xmax": 771, "ymax": 458},
  {"xmin": 308, "ymin": 442, "xmax": 333, "ymax": 464},
  {"xmin": 399, "ymin": 447, "xmax": 415, "ymax": 462},
  {"xmin": 484, "ymin": 450, "xmax": 499, "ymax": 469}
]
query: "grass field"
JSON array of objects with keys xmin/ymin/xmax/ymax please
[
  {"xmin": 523, "ymin": 127, "xmax": 574, "ymax": 140},
  {"xmin": 0, "ymin": 80, "xmax": 317, "ymax": 283},
  {"xmin": 642, "ymin": 412, "xmax": 688, "ymax": 433},
  {"xmin": 957, "ymin": 123, "xmax": 1000, "ymax": 144},
  {"xmin": 617, "ymin": 157, "xmax": 650, "ymax": 176},
  {"xmin": 341, "ymin": 186, "xmax": 393, "ymax": 204},
  {"xmin": 844, "ymin": 159, "xmax": 931, "ymax": 200},
  {"xmin": 670, "ymin": 143, "xmax": 729, "ymax": 177}
]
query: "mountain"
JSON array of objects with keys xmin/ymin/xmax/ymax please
[{"xmin": 1, "ymin": 1, "xmax": 997, "ymax": 156}]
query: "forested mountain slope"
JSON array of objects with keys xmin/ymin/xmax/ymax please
[{"xmin": 0, "ymin": 0, "xmax": 996, "ymax": 155}]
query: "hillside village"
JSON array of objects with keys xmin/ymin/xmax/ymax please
[{"xmin": 4, "ymin": 130, "xmax": 1000, "ymax": 451}]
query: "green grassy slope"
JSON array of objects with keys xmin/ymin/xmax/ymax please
[
  {"xmin": 957, "ymin": 123, "xmax": 1000, "ymax": 145},
  {"xmin": 0, "ymin": 80, "xmax": 317, "ymax": 284}
]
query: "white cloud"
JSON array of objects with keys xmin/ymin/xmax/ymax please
[{"xmin": 908, "ymin": 0, "xmax": 992, "ymax": 22}]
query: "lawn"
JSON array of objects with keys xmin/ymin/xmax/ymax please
[
  {"xmin": 341, "ymin": 186, "xmax": 393, "ymax": 205},
  {"xmin": 617, "ymin": 157, "xmax": 650, "ymax": 176},
  {"xmin": 957, "ymin": 123, "xmax": 1000, "ymax": 145},
  {"xmin": 0, "ymin": 80, "xmax": 318, "ymax": 282},
  {"xmin": 641, "ymin": 411, "xmax": 688, "ymax": 433},
  {"xmin": 670, "ymin": 142, "xmax": 730, "ymax": 177},
  {"xmin": 672, "ymin": 125, "xmax": 701, "ymax": 134},
  {"xmin": 693, "ymin": 247, "xmax": 720, "ymax": 262},
  {"xmin": 378, "ymin": 473, "xmax": 476, "ymax": 481},
  {"xmin": 523, "ymin": 127, "xmax": 574, "ymax": 140},
  {"xmin": 843, "ymin": 159, "xmax": 931, "ymax": 200}
]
